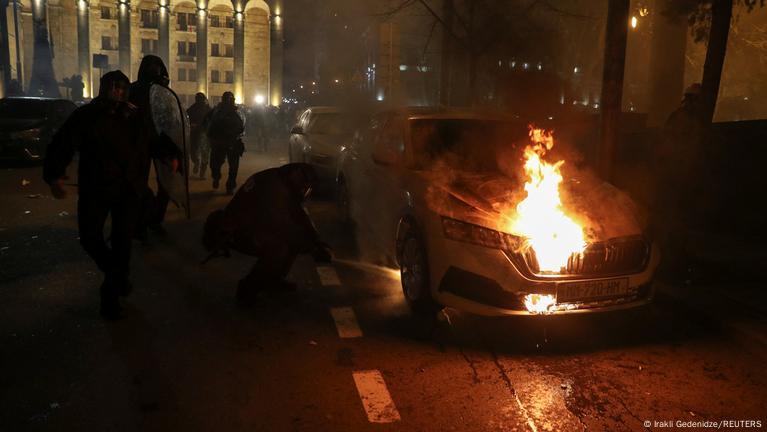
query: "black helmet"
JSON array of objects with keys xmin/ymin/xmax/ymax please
[{"xmin": 195, "ymin": 92, "xmax": 207, "ymax": 103}]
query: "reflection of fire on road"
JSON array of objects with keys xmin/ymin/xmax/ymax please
[{"xmin": 505, "ymin": 126, "xmax": 586, "ymax": 273}]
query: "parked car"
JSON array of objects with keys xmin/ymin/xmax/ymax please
[
  {"xmin": 336, "ymin": 108, "xmax": 659, "ymax": 316},
  {"xmin": 288, "ymin": 106, "xmax": 355, "ymax": 181},
  {"xmin": 0, "ymin": 97, "xmax": 77, "ymax": 161}
]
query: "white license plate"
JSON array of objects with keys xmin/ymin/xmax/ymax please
[{"xmin": 557, "ymin": 278, "xmax": 630, "ymax": 303}]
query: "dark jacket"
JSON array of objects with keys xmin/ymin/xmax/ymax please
[
  {"xmin": 187, "ymin": 101, "xmax": 211, "ymax": 137},
  {"xmin": 43, "ymin": 98, "xmax": 144, "ymax": 196},
  {"xmin": 205, "ymin": 104, "xmax": 245, "ymax": 148},
  {"xmin": 203, "ymin": 163, "xmax": 319, "ymax": 255}
]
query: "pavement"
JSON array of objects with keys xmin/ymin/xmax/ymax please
[{"xmin": 1, "ymin": 138, "xmax": 766, "ymax": 431}]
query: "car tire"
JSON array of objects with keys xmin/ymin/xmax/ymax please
[{"xmin": 400, "ymin": 227, "xmax": 440, "ymax": 315}]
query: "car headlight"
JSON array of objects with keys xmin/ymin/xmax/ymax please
[
  {"xmin": 442, "ymin": 216, "xmax": 524, "ymax": 250},
  {"xmin": 11, "ymin": 128, "xmax": 42, "ymax": 141}
]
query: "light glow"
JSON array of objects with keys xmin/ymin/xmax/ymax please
[
  {"xmin": 630, "ymin": 16, "xmax": 638, "ymax": 29},
  {"xmin": 254, "ymin": 94, "xmax": 265, "ymax": 105},
  {"xmin": 524, "ymin": 294, "xmax": 556, "ymax": 314}
]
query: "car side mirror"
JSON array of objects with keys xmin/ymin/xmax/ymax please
[{"xmin": 290, "ymin": 125, "xmax": 304, "ymax": 135}]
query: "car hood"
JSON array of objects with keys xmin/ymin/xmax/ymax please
[
  {"xmin": 305, "ymin": 132, "xmax": 351, "ymax": 156},
  {"xmin": 0, "ymin": 118, "xmax": 47, "ymax": 132},
  {"xmin": 424, "ymin": 170, "xmax": 647, "ymax": 242}
]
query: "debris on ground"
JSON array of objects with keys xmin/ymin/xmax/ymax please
[
  {"xmin": 309, "ymin": 340, "xmax": 318, "ymax": 346},
  {"xmin": 24, "ymin": 210, "xmax": 31, "ymax": 215},
  {"xmin": 21, "ymin": 179, "xmax": 31, "ymax": 186},
  {"xmin": 58, "ymin": 211, "xmax": 69, "ymax": 217},
  {"xmin": 27, "ymin": 194, "xmax": 43, "ymax": 199}
]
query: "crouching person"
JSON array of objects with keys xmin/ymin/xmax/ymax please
[{"xmin": 202, "ymin": 163, "xmax": 332, "ymax": 304}]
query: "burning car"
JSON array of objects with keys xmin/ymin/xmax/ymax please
[{"xmin": 336, "ymin": 109, "xmax": 659, "ymax": 315}]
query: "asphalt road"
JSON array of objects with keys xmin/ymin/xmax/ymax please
[{"xmin": 1, "ymin": 140, "xmax": 766, "ymax": 432}]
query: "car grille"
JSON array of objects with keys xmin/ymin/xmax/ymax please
[{"xmin": 517, "ymin": 236, "xmax": 650, "ymax": 278}]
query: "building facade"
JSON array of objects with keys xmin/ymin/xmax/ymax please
[{"xmin": 2, "ymin": 0, "xmax": 282, "ymax": 107}]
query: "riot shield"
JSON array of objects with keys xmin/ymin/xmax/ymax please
[{"xmin": 149, "ymin": 83, "xmax": 191, "ymax": 218}]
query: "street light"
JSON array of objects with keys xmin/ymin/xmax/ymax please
[{"xmin": 630, "ymin": 16, "xmax": 638, "ymax": 29}]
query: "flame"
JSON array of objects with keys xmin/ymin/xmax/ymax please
[
  {"xmin": 524, "ymin": 294, "xmax": 556, "ymax": 314},
  {"xmin": 508, "ymin": 126, "xmax": 585, "ymax": 273}
]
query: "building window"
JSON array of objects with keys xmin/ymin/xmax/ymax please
[
  {"xmin": 100, "ymin": 6, "xmax": 113, "ymax": 20},
  {"xmin": 225, "ymin": 16, "xmax": 234, "ymax": 28},
  {"xmin": 211, "ymin": 43, "xmax": 220, "ymax": 57},
  {"xmin": 178, "ymin": 68, "xmax": 187, "ymax": 82},
  {"xmin": 188, "ymin": 42, "xmax": 197, "ymax": 56},
  {"xmin": 141, "ymin": 38, "xmax": 158, "ymax": 55},
  {"xmin": 101, "ymin": 36, "xmax": 114, "ymax": 50},
  {"xmin": 189, "ymin": 68, "xmax": 197, "ymax": 82},
  {"xmin": 177, "ymin": 12, "xmax": 187, "ymax": 30},
  {"xmin": 225, "ymin": 71, "xmax": 233, "ymax": 84},
  {"xmin": 211, "ymin": 70, "xmax": 220, "ymax": 83},
  {"xmin": 210, "ymin": 15, "xmax": 220, "ymax": 27},
  {"xmin": 177, "ymin": 41, "xmax": 186, "ymax": 56},
  {"xmin": 177, "ymin": 12, "xmax": 196, "ymax": 31},
  {"xmin": 140, "ymin": 9, "xmax": 159, "ymax": 28},
  {"xmin": 224, "ymin": 44, "xmax": 233, "ymax": 57}
]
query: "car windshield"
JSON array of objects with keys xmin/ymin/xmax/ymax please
[
  {"xmin": 410, "ymin": 118, "xmax": 527, "ymax": 172},
  {"xmin": 0, "ymin": 99, "xmax": 50, "ymax": 119},
  {"xmin": 306, "ymin": 113, "xmax": 350, "ymax": 135}
]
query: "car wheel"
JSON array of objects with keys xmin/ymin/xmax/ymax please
[
  {"xmin": 400, "ymin": 229, "xmax": 440, "ymax": 314},
  {"xmin": 336, "ymin": 178, "xmax": 352, "ymax": 224}
]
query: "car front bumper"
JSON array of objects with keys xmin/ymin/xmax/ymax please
[{"xmin": 423, "ymin": 218, "xmax": 660, "ymax": 316}]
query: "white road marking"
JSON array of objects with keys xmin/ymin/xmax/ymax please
[
  {"xmin": 352, "ymin": 370, "xmax": 401, "ymax": 423},
  {"xmin": 330, "ymin": 307, "xmax": 363, "ymax": 338},
  {"xmin": 316, "ymin": 266, "xmax": 341, "ymax": 286}
]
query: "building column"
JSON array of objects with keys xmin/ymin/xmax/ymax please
[
  {"xmin": 196, "ymin": 1, "xmax": 208, "ymax": 95},
  {"xmin": 0, "ymin": 0, "xmax": 12, "ymax": 95},
  {"xmin": 28, "ymin": 0, "xmax": 60, "ymax": 96},
  {"xmin": 117, "ymin": 0, "xmax": 131, "ymax": 76},
  {"xmin": 76, "ymin": 0, "xmax": 91, "ymax": 98},
  {"xmin": 158, "ymin": 0, "xmax": 170, "ymax": 68},
  {"xmin": 232, "ymin": 7, "xmax": 244, "ymax": 103},
  {"xmin": 268, "ymin": 0, "xmax": 282, "ymax": 106}
]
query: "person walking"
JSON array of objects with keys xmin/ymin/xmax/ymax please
[
  {"xmin": 43, "ymin": 71, "xmax": 146, "ymax": 319},
  {"xmin": 187, "ymin": 92, "xmax": 212, "ymax": 179},
  {"xmin": 207, "ymin": 91, "xmax": 245, "ymax": 194},
  {"xmin": 130, "ymin": 55, "xmax": 181, "ymax": 237}
]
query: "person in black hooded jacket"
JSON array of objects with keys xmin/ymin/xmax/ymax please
[
  {"xmin": 130, "ymin": 55, "xmax": 181, "ymax": 238},
  {"xmin": 43, "ymin": 70, "xmax": 142, "ymax": 319}
]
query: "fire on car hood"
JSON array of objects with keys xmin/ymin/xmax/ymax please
[{"xmin": 425, "ymin": 170, "xmax": 647, "ymax": 244}]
